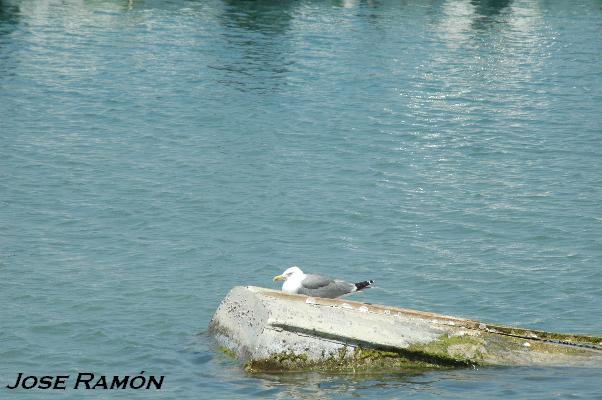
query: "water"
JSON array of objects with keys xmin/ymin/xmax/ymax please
[{"xmin": 1, "ymin": 0, "xmax": 601, "ymax": 398}]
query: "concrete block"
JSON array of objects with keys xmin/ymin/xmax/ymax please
[{"xmin": 209, "ymin": 286, "xmax": 602, "ymax": 371}]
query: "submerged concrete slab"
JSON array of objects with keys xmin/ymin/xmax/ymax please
[{"xmin": 209, "ymin": 286, "xmax": 602, "ymax": 372}]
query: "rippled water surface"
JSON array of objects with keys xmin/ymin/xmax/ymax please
[{"xmin": 1, "ymin": 0, "xmax": 601, "ymax": 398}]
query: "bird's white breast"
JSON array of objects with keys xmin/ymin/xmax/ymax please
[{"xmin": 282, "ymin": 275, "xmax": 303, "ymax": 294}]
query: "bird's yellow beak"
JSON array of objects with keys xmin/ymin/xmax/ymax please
[{"xmin": 273, "ymin": 275, "xmax": 284, "ymax": 282}]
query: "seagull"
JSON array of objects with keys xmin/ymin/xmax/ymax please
[{"xmin": 273, "ymin": 266, "xmax": 374, "ymax": 299}]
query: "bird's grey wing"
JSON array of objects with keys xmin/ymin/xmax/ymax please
[
  {"xmin": 299, "ymin": 274, "xmax": 335, "ymax": 289},
  {"xmin": 298, "ymin": 274, "xmax": 355, "ymax": 298}
]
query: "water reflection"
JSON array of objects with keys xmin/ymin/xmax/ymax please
[
  {"xmin": 434, "ymin": 0, "xmax": 515, "ymax": 44},
  {"xmin": 471, "ymin": 0, "xmax": 512, "ymax": 16},
  {"xmin": 408, "ymin": 0, "xmax": 547, "ymax": 146},
  {"xmin": 220, "ymin": 0, "xmax": 296, "ymax": 34},
  {"xmin": 0, "ymin": 0, "xmax": 19, "ymax": 74},
  {"xmin": 335, "ymin": 0, "xmax": 381, "ymax": 9},
  {"xmin": 470, "ymin": 0, "xmax": 512, "ymax": 30},
  {"xmin": 211, "ymin": 0, "xmax": 298, "ymax": 93},
  {"xmin": 248, "ymin": 370, "xmax": 433, "ymax": 400},
  {"xmin": 0, "ymin": 0, "xmax": 19, "ymax": 27}
]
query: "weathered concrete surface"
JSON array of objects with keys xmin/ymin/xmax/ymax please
[{"xmin": 209, "ymin": 286, "xmax": 602, "ymax": 372}]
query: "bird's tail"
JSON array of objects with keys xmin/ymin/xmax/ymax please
[{"xmin": 354, "ymin": 280, "xmax": 374, "ymax": 291}]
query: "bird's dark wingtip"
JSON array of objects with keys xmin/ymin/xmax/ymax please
[{"xmin": 354, "ymin": 280, "xmax": 374, "ymax": 291}]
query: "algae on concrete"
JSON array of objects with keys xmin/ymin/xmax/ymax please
[
  {"xmin": 407, "ymin": 333, "xmax": 486, "ymax": 366},
  {"xmin": 218, "ymin": 346, "xmax": 237, "ymax": 358},
  {"xmin": 244, "ymin": 346, "xmax": 451, "ymax": 373}
]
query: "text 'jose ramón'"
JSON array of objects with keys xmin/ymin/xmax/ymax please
[{"xmin": 6, "ymin": 371, "xmax": 164, "ymax": 390}]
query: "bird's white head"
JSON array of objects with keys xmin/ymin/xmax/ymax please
[{"xmin": 273, "ymin": 266, "xmax": 304, "ymax": 282}]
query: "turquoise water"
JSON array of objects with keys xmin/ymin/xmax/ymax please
[{"xmin": 1, "ymin": 0, "xmax": 601, "ymax": 398}]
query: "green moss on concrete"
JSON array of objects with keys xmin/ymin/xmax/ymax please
[
  {"xmin": 503, "ymin": 335, "xmax": 590, "ymax": 355},
  {"xmin": 218, "ymin": 346, "xmax": 237, "ymax": 358},
  {"xmin": 244, "ymin": 334, "xmax": 500, "ymax": 372},
  {"xmin": 486, "ymin": 325, "xmax": 602, "ymax": 347},
  {"xmin": 222, "ymin": 331, "xmax": 598, "ymax": 373},
  {"xmin": 407, "ymin": 334, "xmax": 486, "ymax": 365},
  {"xmin": 409, "ymin": 331, "xmax": 593, "ymax": 366},
  {"xmin": 245, "ymin": 347, "xmax": 451, "ymax": 373}
]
